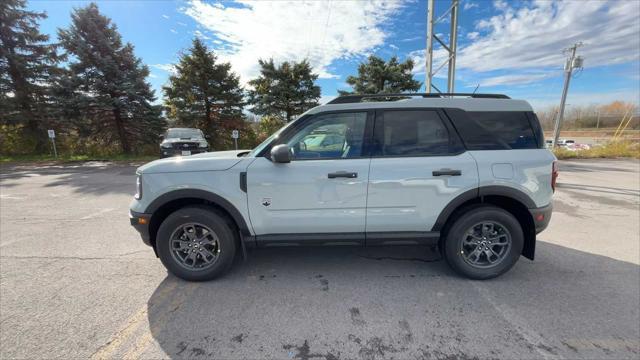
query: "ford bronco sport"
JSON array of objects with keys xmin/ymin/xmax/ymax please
[{"xmin": 130, "ymin": 93, "xmax": 556, "ymax": 281}]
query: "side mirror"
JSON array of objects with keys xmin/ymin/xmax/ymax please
[
  {"xmin": 159, "ymin": 134, "xmax": 164, "ymax": 139},
  {"xmin": 270, "ymin": 144, "xmax": 291, "ymax": 163},
  {"xmin": 205, "ymin": 135, "xmax": 211, "ymax": 139}
]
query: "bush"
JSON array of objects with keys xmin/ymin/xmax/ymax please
[{"xmin": 553, "ymin": 141, "xmax": 640, "ymax": 159}]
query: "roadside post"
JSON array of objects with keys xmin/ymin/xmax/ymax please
[
  {"xmin": 232, "ymin": 129, "xmax": 239, "ymax": 150},
  {"xmin": 47, "ymin": 129, "xmax": 58, "ymax": 159}
]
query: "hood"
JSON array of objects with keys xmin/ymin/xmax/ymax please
[{"xmin": 138, "ymin": 150, "xmax": 251, "ymax": 174}]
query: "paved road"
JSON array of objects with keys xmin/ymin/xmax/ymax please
[{"xmin": 1, "ymin": 159, "xmax": 639, "ymax": 359}]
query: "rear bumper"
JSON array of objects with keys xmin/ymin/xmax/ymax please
[
  {"xmin": 129, "ymin": 210, "xmax": 152, "ymax": 246},
  {"xmin": 529, "ymin": 202, "xmax": 553, "ymax": 234}
]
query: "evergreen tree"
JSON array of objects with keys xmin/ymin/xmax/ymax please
[
  {"xmin": 163, "ymin": 38, "xmax": 244, "ymax": 149},
  {"xmin": 247, "ymin": 59, "xmax": 320, "ymax": 122},
  {"xmin": 0, "ymin": 0, "xmax": 61, "ymax": 153},
  {"xmin": 339, "ymin": 55, "xmax": 421, "ymax": 95},
  {"xmin": 57, "ymin": 3, "xmax": 163, "ymax": 154}
]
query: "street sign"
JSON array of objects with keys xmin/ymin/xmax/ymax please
[
  {"xmin": 47, "ymin": 130, "xmax": 58, "ymax": 158},
  {"xmin": 232, "ymin": 130, "xmax": 239, "ymax": 150}
]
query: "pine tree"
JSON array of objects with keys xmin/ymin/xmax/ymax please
[
  {"xmin": 57, "ymin": 3, "xmax": 163, "ymax": 154},
  {"xmin": 247, "ymin": 59, "xmax": 320, "ymax": 122},
  {"xmin": 163, "ymin": 38, "xmax": 244, "ymax": 149},
  {"xmin": 339, "ymin": 55, "xmax": 421, "ymax": 95},
  {"xmin": 0, "ymin": 0, "xmax": 61, "ymax": 153}
]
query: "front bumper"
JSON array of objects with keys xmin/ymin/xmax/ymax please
[
  {"xmin": 529, "ymin": 202, "xmax": 553, "ymax": 234},
  {"xmin": 160, "ymin": 148, "xmax": 208, "ymax": 158},
  {"xmin": 129, "ymin": 210, "xmax": 152, "ymax": 246}
]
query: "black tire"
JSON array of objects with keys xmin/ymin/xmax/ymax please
[
  {"xmin": 156, "ymin": 206, "xmax": 236, "ymax": 281},
  {"xmin": 443, "ymin": 205, "xmax": 524, "ymax": 280}
]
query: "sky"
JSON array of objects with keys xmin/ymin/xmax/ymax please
[{"xmin": 28, "ymin": 0, "xmax": 640, "ymax": 110}]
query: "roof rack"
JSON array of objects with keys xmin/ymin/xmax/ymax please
[{"xmin": 327, "ymin": 93, "xmax": 510, "ymax": 104}]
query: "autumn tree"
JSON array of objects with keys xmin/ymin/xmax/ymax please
[
  {"xmin": 339, "ymin": 55, "xmax": 421, "ymax": 95},
  {"xmin": 257, "ymin": 115, "xmax": 286, "ymax": 140},
  {"xmin": 0, "ymin": 0, "xmax": 61, "ymax": 152},
  {"xmin": 247, "ymin": 59, "xmax": 320, "ymax": 122},
  {"xmin": 57, "ymin": 3, "xmax": 163, "ymax": 154},
  {"xmin": 163, "ymin": 38, "xmax": 244, "ymax": 148}
]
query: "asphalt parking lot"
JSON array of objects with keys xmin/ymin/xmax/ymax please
[{"xmin": 1, "ymin": 158, "xmax": 639, "ymax": 359}]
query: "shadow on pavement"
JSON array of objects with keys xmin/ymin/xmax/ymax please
[
  {"xmin": 559, "ymin": 161, "xmax": 636, "ymax": 173},
  {"xmin": 144, "ymin": 243, "xmax": 640, "ymax": 359},
  {"xmin": 0, "ymin": 162, "xmax": 140, "ymax": 195}
]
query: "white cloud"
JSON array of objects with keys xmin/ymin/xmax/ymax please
[
  {"xmin": 170, "ymin": 29, "xmax": 178, "ymax": 34},
  {"xmin": 182, "ymin": 0, "xmax": 405, "ymax": 83},
  {"xmin": 162, "ymin": 14, "xmax": 170, "ymax": 19},
  {"xmin": 466, "ymin": 31, "xmax": 479, "ymax": 40},
  {"xmin": 390, "ymin": 44, "xmax": 399, "ymax": 51},
  {"xmin": 479, "ymin": 73, "xmax": 554, "ymax": 87},
  {"xmin": 460, "ymin": 0, "xmax": 640, "ymax": 72},
  {"xmin": 412, "ymin": 0, "xmax": 640, "ymax": 86},
  {"xmin": 193, "ymin": 30, "xmax": 211, "ymax": 40},
  {"xmin": 151, "ymin": 64, "xmax": 177, "ymax": 75},
  {"xmin": 463, "ymin": 1, "xmax": 479, "ymax": 11}
]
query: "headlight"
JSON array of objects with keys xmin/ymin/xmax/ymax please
[
  {"xmin": 199, "ymin": 141, "xmax": 208, "ymax": 148},
  {"xmin": 161, "ymin": 143, "xmax": 172, "ymax": 149},
  {"xmin": 134, "ymin": 175, "xmax": 142, "ymax": 200}
]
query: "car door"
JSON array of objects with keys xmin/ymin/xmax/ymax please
[
  {"xmin": 246, "ymin": 111, "xmax": 372, "ymax": 245},
  {"xmin": 365, "ymin": 109, "xmax": 479, "ymax": 244}
]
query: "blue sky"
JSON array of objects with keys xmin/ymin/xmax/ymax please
[{"xmin": 29, "ymin": 0, "xmax": 640, "ymax": 110}]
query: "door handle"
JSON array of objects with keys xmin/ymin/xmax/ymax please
[
  {"xmin": 328, "ymin": 171, "xmax": 358, "ymax": 179},
  {"xmin": 432, "ymin": 169, "xmax": 462, "ymax": 176}
]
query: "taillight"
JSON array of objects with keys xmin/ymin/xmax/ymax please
[{"xmin": 551, "ymin": 161, "xmax": 559, "ymax": 192}]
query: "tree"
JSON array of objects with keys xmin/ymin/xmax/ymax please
[
  {"xmin": 257, "ymin": 115, "xmax": 285, "ymax": 140},
  {"xmin": 57, "ymin": 3, "xmax": 163, "ymax": 154},
  {"xmin": 0, "ymin": 0, "xmax": 61, "ymax": 153},
  {"xmin": 247, "ymin": 59, "xmax": 320, "ymax": 122},
  {"xmin": 339, "ymin": 55, "xmax": 421, "ymax": 95},
  {"xmin": 163, "ymin": 38, "xmax": 244, "ymax": 149}
]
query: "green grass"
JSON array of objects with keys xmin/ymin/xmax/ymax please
[
  {"xmin": 553, "ymin": 141, "xmax": 640, "ymax": 160},
  {"xmin": 0, "ymin": 153, "xmax": 158, "ymax": 163}
]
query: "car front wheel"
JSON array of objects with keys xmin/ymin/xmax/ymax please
[
  {"xmin": 156, "ymin": 206, "xmax": 236, "ymax": 281},
  {"xmin": 443, "ymin": 205, "xmax": 524, "ymax": 280}
]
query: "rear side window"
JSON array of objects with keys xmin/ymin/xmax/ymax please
[
  {"xmin": 374, "ymin": 110, "xmax": 460, "ymax": 156},
  {"xmin": 450, "ymin": 111, "xmax": 540, "ymax": 150}
]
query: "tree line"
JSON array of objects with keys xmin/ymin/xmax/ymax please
[{"xmin": 0, "ymin": 1, "xmax": 421, "ymax": 157}]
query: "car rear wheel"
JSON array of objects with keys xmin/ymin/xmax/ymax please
[
  {"xmin": 443, "ymin": 205, "xmax": 524, "ymax": 280},
  {"xmin": 157, "ymin": 206, "xmax": 236, "ymax": 281}
]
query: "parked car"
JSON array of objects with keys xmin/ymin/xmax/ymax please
[
  {"xmin": 555, "ymin": 139, "xmax": 575, "ymax": 147},
  {"xmin": 130, "ymin": 93, "xmax": 556, "ymax": 281},
  {"xmin": 160, "ymin": 128, "xmax": 209, "ymax": 158}
]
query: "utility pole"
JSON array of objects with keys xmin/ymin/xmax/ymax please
[
  {"xmin": 425, "ymin": 0, "xmax": 434, "ymax": 93},
  {"xmin": 425, "ymin": 0, "xmax": 459, "ymax": 93},
  {"xmin": 552, "ymin": 42, "xmax": 583, "ymax": 147}
]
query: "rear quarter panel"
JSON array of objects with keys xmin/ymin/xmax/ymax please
[{"xmin": 469, "ymin": 149, "xmax": 555, "ymax": 208}]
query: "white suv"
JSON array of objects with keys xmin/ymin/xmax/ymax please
[{"xmin": 130, "ymin": 93, "xmax": 557, "ymax": 281}]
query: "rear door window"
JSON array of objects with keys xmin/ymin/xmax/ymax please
[{"xmin": 374, "ymin": 110, "xmax": 460, "ymax": 156}]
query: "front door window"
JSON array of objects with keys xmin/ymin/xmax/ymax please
[{"xmin": 285, "ymin": 112, "xmax": 367, "ymax": 160}]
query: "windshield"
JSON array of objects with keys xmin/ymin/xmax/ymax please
[
  {"xmin": 246, "ymin": 118, "xmax": 299, "ymax": 157},
  {"xmin": 165, "ymin": 129, "xmax": 203, "ymax": 139}
]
